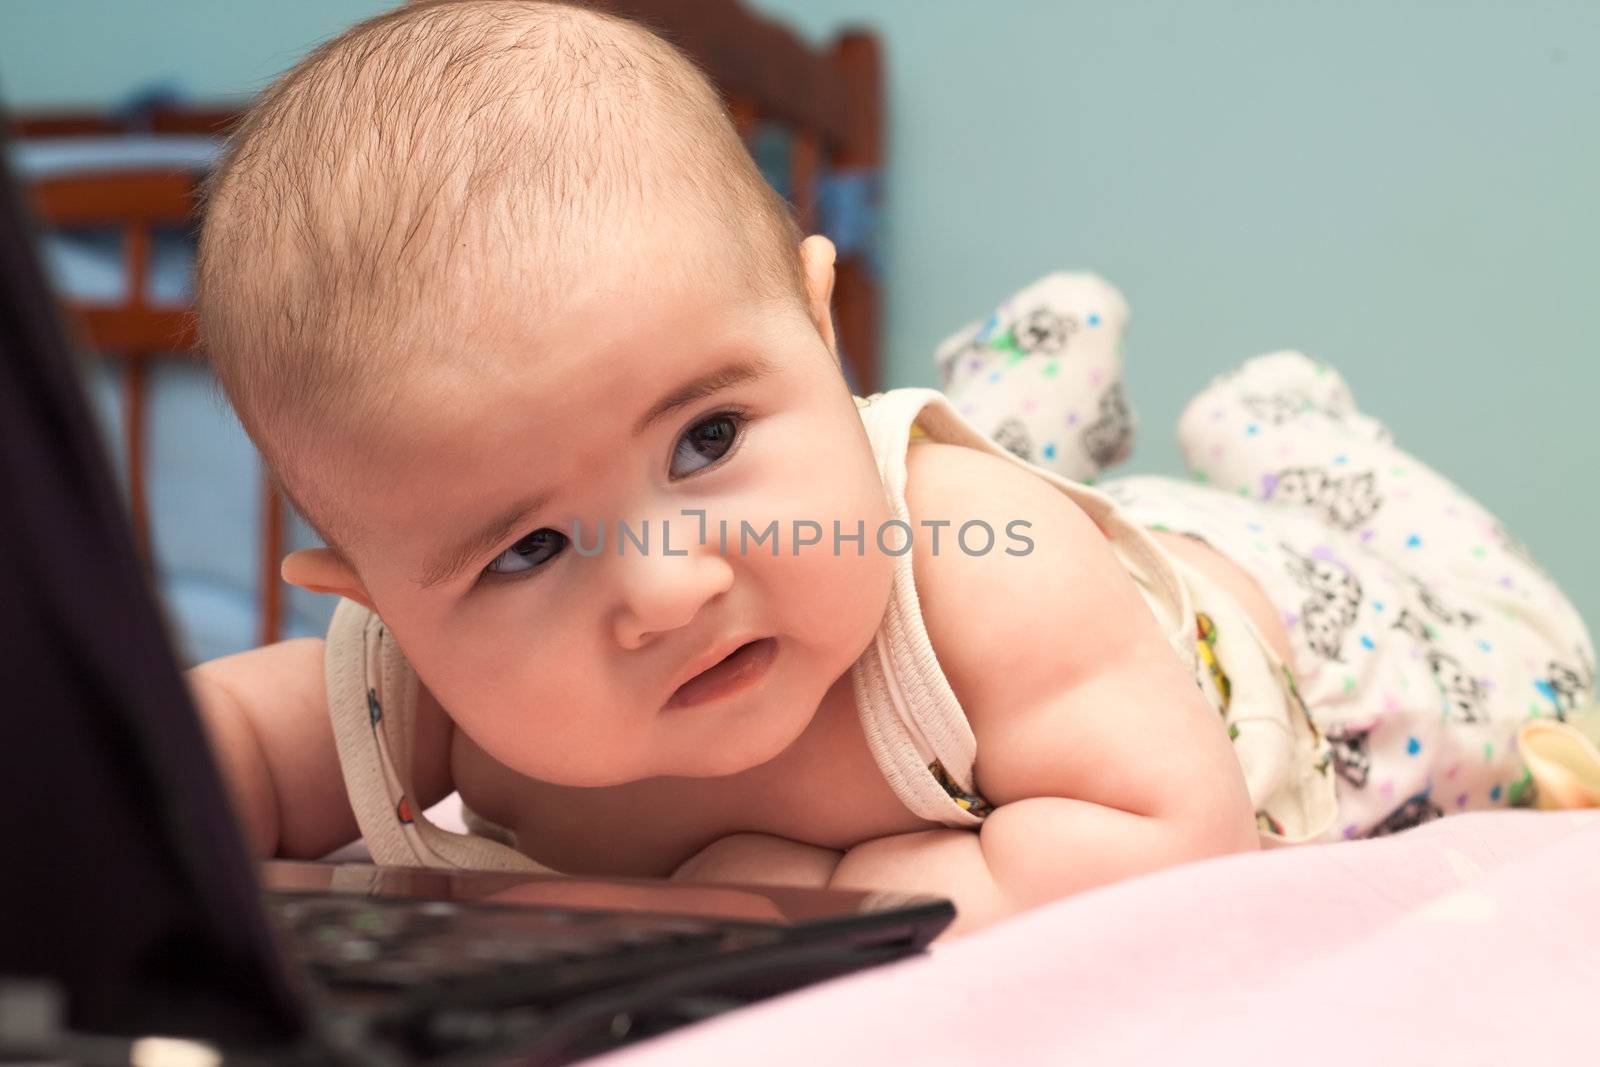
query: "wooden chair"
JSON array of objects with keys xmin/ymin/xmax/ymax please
[
  {"xmin": 9, "ymin": 104, "xmax": 242, "ymax": 139},
  {"xmin": 604, "ymin": 0, "xmax": 885, "ymax": 392},
  {"xmin": 28, "ymin": 170, "xmax": 288, "ymax": 648}
]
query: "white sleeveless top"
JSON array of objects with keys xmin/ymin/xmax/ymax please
[{"xmin": 323, "ymin": 388, "xmax": 1337, "ymax": 872}]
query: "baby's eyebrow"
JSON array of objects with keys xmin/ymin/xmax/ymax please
[
  {"xmin": 417, "ymin": 490, "xmax": 553, "ymax": 590},
  {"xmin": 633, "ymin": 355, "xmax": 778, "ymax": 437},
  {"xmin": 416, "ymin": 355, "xmax": 777, "ymax": 590}
]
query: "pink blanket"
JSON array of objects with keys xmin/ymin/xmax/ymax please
[{"xmin": 598, "ymin": 810, "xmax": 1600, "ymax": 1064}]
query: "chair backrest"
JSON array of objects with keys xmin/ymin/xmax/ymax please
[
  {"xmin": 601, "ymin": 0, "xmax": 884, "ymax": 392},
  {"xmin": 29, "ymin": 169, "xmax": 288, "ymax": 648},
  {"xmin": 10, "ymin": 105, "xmax": 241, "ymax": 138},
  {"xmin": 722, "ymin": 32, "xmax": 883, "ymax": 395}
]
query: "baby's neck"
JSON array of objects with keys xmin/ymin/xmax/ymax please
[
  {"xmin": 711, "ymin": 668, "xmax": 926, "ymax": 850},
  {"xmin": 739, "ymin": 669, "xmax": 860, "ymax": 788}
]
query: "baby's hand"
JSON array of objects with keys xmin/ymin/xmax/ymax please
[{"xmin": 671, "ymin": 832, "xmax": 844, "ymax": 889}]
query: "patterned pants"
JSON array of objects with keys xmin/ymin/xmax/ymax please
[{"xmin": 944, "ymin": 286, "xmax": 1595, "ymax": 837}]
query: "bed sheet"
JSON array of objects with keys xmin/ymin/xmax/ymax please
[{"xmin": 593, "ymin": 809, "xmax": 1599, "ymax": 1065}]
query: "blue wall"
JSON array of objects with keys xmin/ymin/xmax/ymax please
[{"xmin": 4, "ymin": 0, "xmax": 1596, "ymax": 632}]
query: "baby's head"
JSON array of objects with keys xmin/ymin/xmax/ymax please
[{"xmin": 197, "ymin": 0, "xmax": 893, "ymax": 786}]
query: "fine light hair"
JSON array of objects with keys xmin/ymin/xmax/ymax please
[{"xmin": 195, "ymin": 0, "xmax": 804, "ymax": 551}]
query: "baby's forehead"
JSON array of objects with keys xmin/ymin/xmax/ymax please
[
  {"xmin": 329, "ymin": 326, "xmax": 795, "ymax": 544},
  {"xmin": 462, "ymin": 219, "xmax": 796, "ymax": 342},
  {"xmin": 198, "ymin": 1, "xmax": 810, "ymax": 556}
]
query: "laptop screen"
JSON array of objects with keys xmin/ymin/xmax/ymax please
[{"xmin": 0, "ymin": 131, "xmax": 307, "ymax": 1046}]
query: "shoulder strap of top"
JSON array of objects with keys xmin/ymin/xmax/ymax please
[
  {"xmin": 848, "ymin": 390, "xmax": 1199, "ymax": 827},
  {"xmin": 877, "ymin": 389, "xmax": 1195, "ymax": 668},
  {"xmin": 324, "ymin": 598, "xmax": 550, "ymax": 871},
  {"xmin": 848, "ymin": 391, "xmax": 981, "ymax": 826}
]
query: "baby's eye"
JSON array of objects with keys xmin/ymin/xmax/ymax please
[
  {"xmin": 485, "ymin": 528, "xmax": 568, "ymax": 576},
  {"xmin": 669, "ymin": 412, "xmax": 742, "ymax": 479}
]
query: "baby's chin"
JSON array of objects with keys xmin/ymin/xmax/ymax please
[
  {"xmin": 502, "ymin": 626, "xmax": 870, "ymax": 788},
  {"xmin": 669, "ymin": 718, "xmax": 807, "ymax": 779},
  {"xmin": 657, "ymin": 662, "xmax": 849, "ymax": 782},
  {"xmin": 529, "ymin": 727, "xmax": 799, "ymax": 788},
  {"xmin": 654, "ymin": 690, "xmax": 823, "ymax": 780},
  {"xmin": 494, "ymin": 687, "xmax": 819, "ymax": 788}
]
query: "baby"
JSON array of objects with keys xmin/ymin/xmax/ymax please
[{"xmin": 188, "ymin": 0, "xmax": 1594, "ymax": 940}]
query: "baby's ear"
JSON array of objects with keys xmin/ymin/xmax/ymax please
[
  {"xmin": 799, "ymin": 234, "xmax": 837, "ymax": 353},
  {"xmin": 282, "ymin": 548, "xmax": 376, "ymax": 613}
]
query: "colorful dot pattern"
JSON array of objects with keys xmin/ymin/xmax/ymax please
[
  {"xmin": 1148, "ymin": 352, "xmax": 1587, "ymax": 837},
  {"xmin": 950, "ymin": 334, "xmax": 1585, "ymax": 840}
]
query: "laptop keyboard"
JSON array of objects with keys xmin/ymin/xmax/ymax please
[
  {"xmin": 265, "ymin": 890, "xmax": 813, "ymax": 1061},
  {"xmin": 268, "ymin": 890, "xmax": 776, "ymax": 995}
]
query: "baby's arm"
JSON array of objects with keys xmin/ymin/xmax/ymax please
[
  {"xmin": 670, "ymin": 833, "xmax": 844, "ymax": 888},
  {"xmin": 185, "ymin": 637, "xmax": 453, "ymax": 858},
  {"xmin": 830, "ymin": 444, "xmax": 1256, "ymax": 935}
]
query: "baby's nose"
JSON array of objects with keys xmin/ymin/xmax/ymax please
[{"xmin": 609, "ymin": 518, "xmax": 735, "ymax": 650}]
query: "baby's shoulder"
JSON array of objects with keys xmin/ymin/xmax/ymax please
[
  {"xmin": 901, "ymin": 441, "xmax": 1155, "ymax": 716},
  {"xmin": 903, "ymin": 439, "xmax": 1056, "ymax": 514}
]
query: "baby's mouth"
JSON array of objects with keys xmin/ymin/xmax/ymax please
[{"xmin": 664, "ymin": 638, "xmax": 778, "ymax": 710}]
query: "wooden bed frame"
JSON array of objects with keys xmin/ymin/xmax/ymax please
[{"xmin": 11, "ymin": 0, "xmax": 883, "ymax": 648}]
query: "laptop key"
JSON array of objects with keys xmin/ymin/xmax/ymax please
[{"xmin": 315, "ymin": 958, "xmax": 445, "ymax": 990}]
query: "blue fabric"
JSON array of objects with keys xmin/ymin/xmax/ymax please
[
  {"xmin": 817, "ymin": 168, "xmax": 882, "ymax": 277},
  {"xmin": 11, "ymin": 135, "xmax": 221, "ymax": 179},
  {"xmin": 13, "ymin": 136, "xmax": 335, "ymax": 664},
  {"xmin": 40, "ymin": 229, "xmax": 195, "ymax": 304},
  {"xmin": 744, "ymin": 123, "xmax": 884, "ymax": 280},
  {"xmin": 80, "ymin": 359, "xmax": 336, "ymax": 666}
]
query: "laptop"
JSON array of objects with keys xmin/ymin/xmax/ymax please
[{"xmin": 0, "ymin": 134, "xmax": 953, "ymax": 1065}]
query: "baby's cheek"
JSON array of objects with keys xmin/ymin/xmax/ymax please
[
  {"xmin": 443, "ymin": 648, "xmax": 628, "ymax": 784},
  {"xmin": 772, "ymin": 452, "xmax": 893, "ymax": 652},
  {"xmin": 427, "ymin": 626, "xmax": 577, "ymax": 728},
  {"xmin": 769, "ymin": 531, "xmax": 893, "ymax": 657}
]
